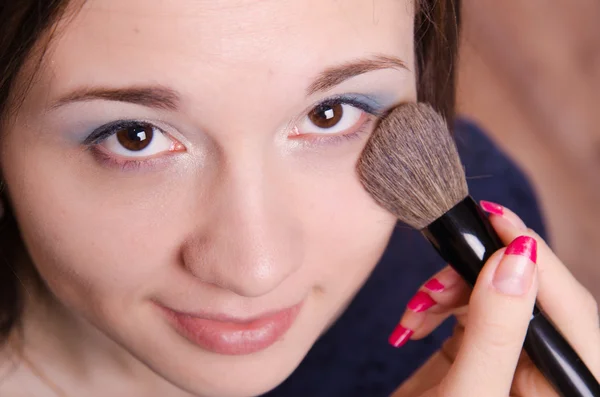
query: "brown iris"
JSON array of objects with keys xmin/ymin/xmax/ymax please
[
  {"xmin": 116, "ymin": 125, "xmax": 153, "ymax": 151},
  {"xmin": 308, "ymin": 103, "xmax": 343, "ymax": 129}
]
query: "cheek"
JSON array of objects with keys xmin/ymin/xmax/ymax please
[
  {"xmin": 295, "ymin": 165, "xmax": 396, "ymax": 288},
  {"xmin": 1, "ymin": 143, "xmax": 184, "ymax": 316}
]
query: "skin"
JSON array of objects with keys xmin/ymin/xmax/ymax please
[
  {"xmin": 392, "ymin": 208, "xmax": 600, "ymax": 397},
  {"xmin": 0, "ymin": 0, "xmax": 416, "ymax": 396}
]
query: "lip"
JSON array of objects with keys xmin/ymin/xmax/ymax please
[{"xmin": 160, "ymin": 301, "xmax": 304, "ymax": 355}]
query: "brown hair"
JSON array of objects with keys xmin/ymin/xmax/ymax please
[{"xmin": 0, "ymin": 0, "xmax": 461, "ymax": 345}]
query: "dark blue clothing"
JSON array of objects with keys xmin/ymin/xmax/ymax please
[{"xmin": 263, "ymin": 119, "xmax": 547, "ymax": 397}]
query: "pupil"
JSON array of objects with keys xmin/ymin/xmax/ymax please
[
  {"xmin": 117, "ymin": 125, "xmax": 154, "ymax": 151},
  {"xmin": 309, "ymin": 103, "xmax": 343, "ymax": 128}
]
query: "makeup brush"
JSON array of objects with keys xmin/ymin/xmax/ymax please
[{"xmin": 357, "ymin": 103, "xmax": 600, "ymax": 397}]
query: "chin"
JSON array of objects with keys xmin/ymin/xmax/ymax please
[{"xmin": 154, "ymin": 352, "xmax": 305, "ymax": 397}]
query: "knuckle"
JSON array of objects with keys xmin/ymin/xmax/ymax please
[
  {"xmin": 474, "ymin": 332, "xmax": 511, "ymax": 354},
  {"xmin": 470, "ymin": 317, "xmax": 515, "ymax": 352}
]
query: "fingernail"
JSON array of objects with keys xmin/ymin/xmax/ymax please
[
  {"xmin": 407, "ymin": 291, "xmax": 436, "ymax": 313},
  {"xmin": 480, "ymin": 200, "xmax": 527, "ymax": 231},
  {"xmin": 480, "ymin": 200, "xmax": 504, "ymax": 215},
  {"xmin": 388, "ymin": 324, "xmax": 414, "ymax": 348},
  {"xmin": 505, "ymin": 235, "xmax": 537, "ymax": 263},
  {"xmin": 424, "ymin": 278, "xmax": 445, "ymax": 292},
  {"xmin": 493, "ymin": 236, "xmax": 537, "ymax": 295},
  {"xmin": 425, "ymin": 267, "xmax": 463, "ymax": 292}
]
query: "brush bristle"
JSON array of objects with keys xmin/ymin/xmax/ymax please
[{"xmin": 357, "ymin": 103, "xmax": 468, "ymax": 229}]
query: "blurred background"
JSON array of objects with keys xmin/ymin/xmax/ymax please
[{"xmin": 457, "ymin": 1, "xmax": 600, "ymax": 300}]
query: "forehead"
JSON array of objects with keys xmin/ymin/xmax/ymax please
[{"xmin": 34, "ymin": 0, "xmax": 414, "ymax": 109}]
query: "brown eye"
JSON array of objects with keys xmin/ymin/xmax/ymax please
[
  {"xmin": 295, "ymin": 102, "xmax": 365, "ymax": 138},
  {"xmin": 98, "ymin": 122, "xmax": 182, "ymax": 160},
  {"xmin": 308, "ymin": 103, "xmax": 344, "ymax": 129},
  {"xmin": 116, "ymin": 125, "xmax": 154, "ymax": 151}
]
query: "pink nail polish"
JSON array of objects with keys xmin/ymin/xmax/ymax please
[
  {"xmin": 505, "ymin": 236, "xmax": 537, "ymax": 264},
  {"xmin": 480, "ymin": 200, "xmax": 504, "ymax": 216},
  {"xmin": 494, "ymin": 237, "xmax": 537, "ymax": 295},
  {"xmin": 407, "ymin": 291, "xmax": 436, "ymax": 313},
  {"xmin": 388, "ymin": 325, "xmax": 414, "ymax": 348},
  {"xmin": 424, "ymin": 278, "xmax": 445, "ymax": 292}
]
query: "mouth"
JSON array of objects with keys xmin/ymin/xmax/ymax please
[{"xmin": 159, "ymin": 301, "xmax": 304, "ymax": 355}]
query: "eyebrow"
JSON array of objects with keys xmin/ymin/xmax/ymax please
[
  {"xmin": 307, "ymin": 54, "xmax": 408, "ymax": 95},
  {"xmin": 50, "ymin": 86, "xmax": 180, "ymax": 111},
  {"xmin": 49, "ymin": 54, "xmax": 407, "ymax": 110}
]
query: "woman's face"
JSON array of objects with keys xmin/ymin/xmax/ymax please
[{"xmin": 3, "ymin": 0, "xmax": 415, "ymax": 395}]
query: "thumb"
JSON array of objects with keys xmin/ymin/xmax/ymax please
[{"xmin": 440, "ymin": 236, "xmax": 538, "ymax": 397}]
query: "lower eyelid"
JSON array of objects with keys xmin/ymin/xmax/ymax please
[
  {"xmin": 89, "ymin": 140, "xmax": 183, "ymax": 171},
  {"xmin": 298, "ymin": 117, "xmax": 375, "ymax": 145},
  {"xmin": 90, "ymin": 146, "xmax": 181, "ymax": 171}
]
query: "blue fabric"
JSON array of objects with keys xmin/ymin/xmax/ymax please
[{"xmin": 262, "ymin": 118, "xmax": 548, "ymax": 397}]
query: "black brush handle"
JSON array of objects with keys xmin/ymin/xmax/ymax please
[{"xmin": 421, "ymin": 196, "xmax": 600, "ymax": 397}]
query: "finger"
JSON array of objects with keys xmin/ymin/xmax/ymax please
[
  {"xmin": 481, "ymin": 200, "xmax": 600, "ymax": 375},
  {"xmin": 440, "ymin": 236, "xmax": 538, "ymax": 397},
  {"xmin": 424, "ymin": 267, "xmax": 470, "ymax": 315},
  {"xmin": 482, "ymin": 200, "xmax": 595, "ymax": 323},
  {"xmin": 389, "ymin": 267, "xmax": 470, "ymax": 345},
  {"xmin": 440, "ymin": 322, "xmax": 465, "ymax": 363},
  {"xmin": 411, "ymin": 270, "xmax": 470, "ymax": 339},
  {"xmin": 442, "ymin": 324, "xmax": 562, "ymax": 397},
  {"xmin": 438, "ymin": 327, "xmax": 562, "ymax": 397},
  {"xmin": 480, "ymin": 200, "xmax": 527, "ymax": 231},
  {"xmin": 390, "ymin": 351, "xmax": 452, "ymax": 397}
]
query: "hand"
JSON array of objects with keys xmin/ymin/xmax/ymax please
[{"xmin": 390, "ymin": 201, "xmax": 600, "ymax": 397}]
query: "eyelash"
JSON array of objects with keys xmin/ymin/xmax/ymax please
[
  {"xmin": 299, "ymin": 96, "xmax": 380, "ymax": 144},
  {"xmin": 83, "ymin": 95, "xmax": 382, "ymax": 170},
  {"xmin": 83, "ymin": 120, "xmax": 156, "ymax": 145},
  {"xmin": 81, "ymin": 120, "xmax": 172, "ymax": 171},
  {"xmin": 315, "ymin": 96, "xmax": 380, "ymax": 116}
]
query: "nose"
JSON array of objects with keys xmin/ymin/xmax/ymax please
[{"xmin": 181, "ymin": 152, "xmax": 303, "ymax": 298}]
